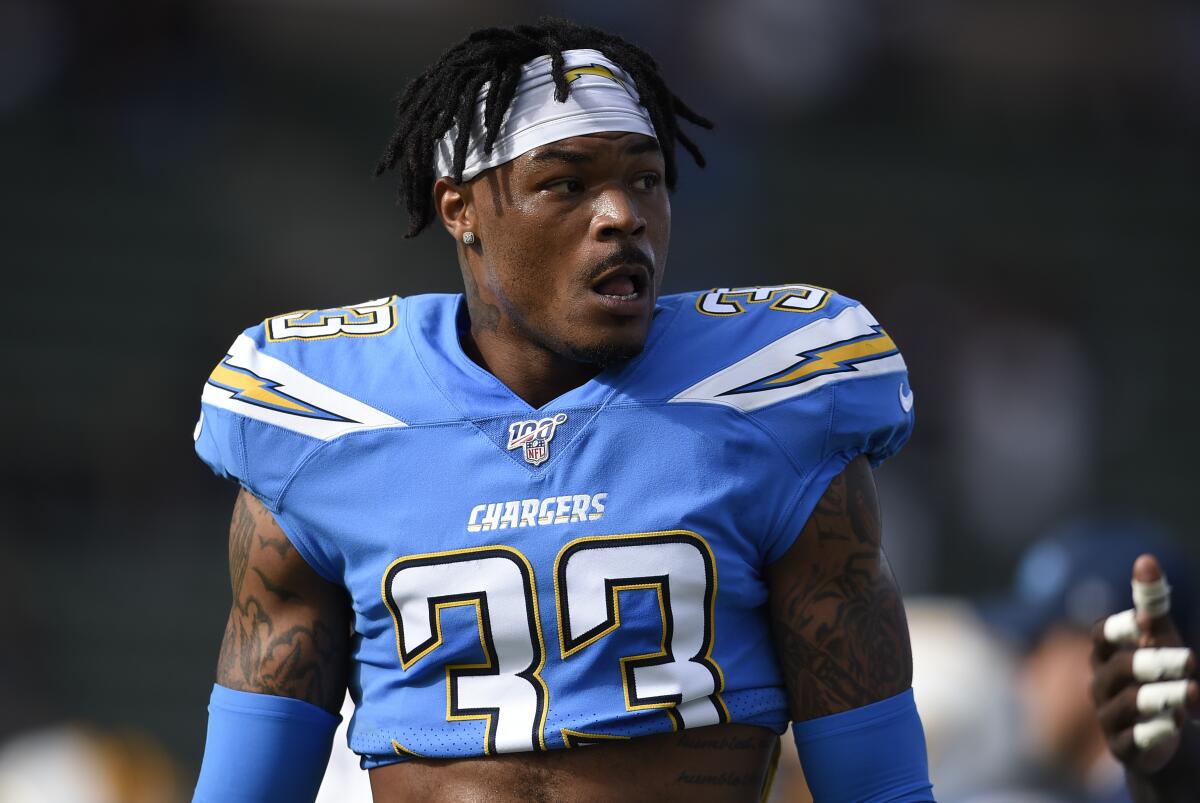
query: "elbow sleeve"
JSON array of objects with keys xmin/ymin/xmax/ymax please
[{"xmin": 193, "ymin": 684, "xmax": 340, "ymax": 803}]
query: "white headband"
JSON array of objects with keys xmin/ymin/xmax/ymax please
[{"xmin": 434, "ymin": 49, "xmax": 657, "ymax": 183}]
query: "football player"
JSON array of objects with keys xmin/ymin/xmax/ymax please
[
  {"xmin": 192, "ymin": 18, "xmax": 934, "ymax": 802},
  {"xmin": 1093, "ymin": 554, "xmax": 1199, "ymax": 802}
]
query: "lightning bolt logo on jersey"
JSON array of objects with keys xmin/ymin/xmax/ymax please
[{"xmin": 194, "ymin": 285, "xmax": 914, "ymax": 766}]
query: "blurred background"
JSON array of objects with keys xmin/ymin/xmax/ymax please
[{"xmin": 1, "ymin": 0, "xmax": 1198, "ymax": 800}]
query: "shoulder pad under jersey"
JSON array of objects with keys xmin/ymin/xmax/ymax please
[
  {"xmin": 193, "ymin": 296, "xmax": 411, "ymax": 508},
  {"xmin": 648, "ymin": 285, "xmax": 915, "ymax": 560}
]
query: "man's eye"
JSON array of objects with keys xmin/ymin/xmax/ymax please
[
  {"xmin": 632, "ymin": 174, "xmax": 660, "ymax": 191},
  {"xmin": 546, "ymin": 178, "xmax": 583, "ymax": 194}
]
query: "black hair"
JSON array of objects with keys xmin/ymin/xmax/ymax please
[{"xmin": 375, "ymin": 17, "xmax": 714, "ymax": 238}]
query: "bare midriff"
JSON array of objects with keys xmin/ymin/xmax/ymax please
[{"xmin": 369, "ymin": 722, "xmax": 780, "ymax": 803}]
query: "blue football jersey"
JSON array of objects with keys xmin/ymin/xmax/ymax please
[{"xmin": 194, "ymin": 285, "xmax": 914, "ymax": 767}]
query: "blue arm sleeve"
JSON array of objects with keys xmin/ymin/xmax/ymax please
[
  {"xmin": 793, "ymin": 688, "xmax": 935, "ymax": 802},
  {"xmin": 193, "ymin": 684, "xmax": 340, "ymax": 803}
]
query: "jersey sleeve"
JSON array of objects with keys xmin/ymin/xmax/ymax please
[
  {"xmin": 193, "ymin": 322, "xmax": 404, "ymax": 580},
  {"xmin": 668, "ymin": 292, "xmax": 914, "ymax": 564},
  {"xmin": 753, "ymin": 299, "xmax": 914, "ymax": 562}
]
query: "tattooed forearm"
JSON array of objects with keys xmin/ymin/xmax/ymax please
[
  {"xmin": 767, "ymin": 456, "xmax": 913, "ymax": 721},
  {"xmin": 215, "ymin": 490, "xmax": 349, "ymax": 712}
]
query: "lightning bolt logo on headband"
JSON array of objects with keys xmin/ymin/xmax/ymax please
[
  {"xmin": 207, "ymin": 356, "xmax": 355, "ymax": 422},
  {"xmin": 719, "ymin": 327, "xmax": 899, "ymax": 396},
  {"xmin": 564, "ymin": 64, "xmax": 624, "ymax": 87},
  {"xmin": 434, "ymin": 49, "xmax": 655, "ymax": 183}
]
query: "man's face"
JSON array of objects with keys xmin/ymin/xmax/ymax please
[{"xmin": 457, "ymin": 131, "xmax": 670, "ymax": 367}]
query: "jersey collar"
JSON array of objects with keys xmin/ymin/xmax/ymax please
[{"xmin": 409, "ymin": 293, "xmax": 679, "ymax": 419}]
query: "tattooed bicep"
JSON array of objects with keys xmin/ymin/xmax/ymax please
[
  {"xmin": 216, "ymin": 489, "xmax": 349, "ymax": 712},
  {"xmin": 766, "ymin": 456, "xmax": 913, "ymax": 721}
]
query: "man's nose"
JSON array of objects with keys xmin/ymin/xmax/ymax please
[{"xmin": 590, "ymin": 185, "xmax": 646, "ymax": 240}]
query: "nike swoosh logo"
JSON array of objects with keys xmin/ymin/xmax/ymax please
[{"xmin": 899, "ymin": 383, "xmax": 914, "ymax": 413}]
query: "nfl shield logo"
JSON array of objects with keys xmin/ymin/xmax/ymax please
[
  {"xmin": 507, "ymin": 413, "xmax": 567, "ymax": 466},
  {"xmin": 523, "ymin": 439, "xmax": 549, "ymax": 466}
]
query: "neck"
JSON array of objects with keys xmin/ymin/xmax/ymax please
[{"xmin": 460, "ymin": 303, "xmax": 601, "ymax": 409}]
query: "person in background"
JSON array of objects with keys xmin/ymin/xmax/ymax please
[
  {"xmin": 905, "ymin": 599, "xmax": 1023, "ymax": 801},
  {"xmin": 1091, "ymin": 552, "xmax": 1199, "ymax": 802},
  {"xmin": 975, "ymin": 517, "xmax": 1196, "ymax": 803},
  {"xmin": 0, "ymin": 725, "xmax": 183, "ymax": 803}
]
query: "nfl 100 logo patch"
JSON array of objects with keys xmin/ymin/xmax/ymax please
[{"xmin": 506, "ymin": 413, "xmax": 568, "ymax": 466}]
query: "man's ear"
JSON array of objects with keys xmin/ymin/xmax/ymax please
[{"xmin": 433, "ymin": 177, "xmax": 473, "ymax": 242}]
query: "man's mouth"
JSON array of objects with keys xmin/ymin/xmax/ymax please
[{"xmin": 591, "ymin": 264, "xmax": 649, "ymax": 301}]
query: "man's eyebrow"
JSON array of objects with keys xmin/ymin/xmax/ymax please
[
  {"xmin": 526, "ymin": 148, "xmax": 592, "ymax": 166},
  {"xmin": 624, "ymin": 139, "xmax": 661, "ymax": 156},
  {"xmin": 526, "ymin": 139, "xmax": 662, "ymax": 166}
]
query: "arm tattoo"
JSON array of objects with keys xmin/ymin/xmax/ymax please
[
  {"xmin": 256, "ymin": 532, "xmax": 292, "ymax": 558},
  {"xmin": 227, "ymin": 493, "xmax": 255, "ymax": 598},
  {"xmin": 769, "ymin": 457, "xmax": 913, "ymax": 721},
  {"xmin": 252, "ymin": 567, "xmax": 301, "ymax": 603},
  {"xmin": 216, "ymin": 492, "xmax": 347, "ymax": 710}
]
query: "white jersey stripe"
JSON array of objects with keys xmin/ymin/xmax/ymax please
[
  {"xmin": 202, "ymin": 334, "xmax": 406, "ymax": 440},
  {"xmin": 669, "ymin": 304, "xmax": 907, "ymax": 412}
]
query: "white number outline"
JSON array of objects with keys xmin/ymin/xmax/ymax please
[
  {"xmin": 265, "ymin": 296, "xmax": 397, "ymax": 342},
  {"xmin": 381, "ymin": 532, "xmax": 728, "ymax": 750},
  {"xmin": 696, "ymin": 285, "xmax": 831, "ymax": 317},
  {"xmin": 381, "ymin": 546, "xmax": 549, "ymax": 755},
  {"xmin": 553, "ymin": 530, "xmax": 729, "ymax": 731}
]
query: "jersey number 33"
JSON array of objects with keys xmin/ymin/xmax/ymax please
[{"xmin": 381, "ymin": 530, "xmax": 728, "ymax": 755}]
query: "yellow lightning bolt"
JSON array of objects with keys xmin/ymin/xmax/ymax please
[
  {"xmin": 766, "ymin": 331, "xmax": 898, "ymax": 386},
  {"xmin": 208, "ymin": 361, "xmax": 314, "ymax": 413},
  {"xmin": 565, "ymin": 64, "xmax": 623, "ymax": 86}
]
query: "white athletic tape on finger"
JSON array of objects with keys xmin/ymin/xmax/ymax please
[
  {"xmin": 1132, "ymin": 576, "xmax": 1171, "ymax": 619},
  {"xmin": 1137, "ymin": 681, "xmax": 1191, "ymax": 716},
  {"xmin": 1133, "ymin": 648, "xmax": 1192, "ymax": 682},
  {"xmin": 1104, "ymin": 609, "xmax": 1139, "ymax": 644},
  {"xmin": 1133, "ymin": 713, "xmax": 1178, "ymax": 750}
]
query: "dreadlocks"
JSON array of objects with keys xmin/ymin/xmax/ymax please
[{"xmin": 375, "ymin": 17, "xmax": 714, "ymax": 238}]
